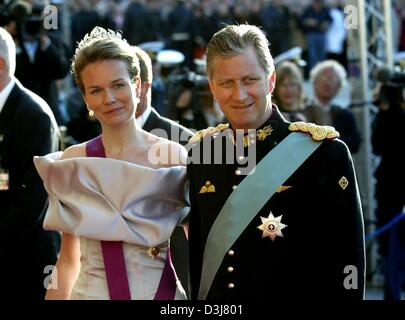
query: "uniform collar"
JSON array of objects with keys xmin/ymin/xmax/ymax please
[{"xmin": 226, "ymin": 105, "xmax": 289, "ymax": 148}]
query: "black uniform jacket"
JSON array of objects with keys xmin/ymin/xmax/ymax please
[
  {"xmin": 0, "ymin": 80, "xmax": 60, "ymax": 300},
  {"xmin": 187, "ymin": 106, "xmax": 365, "ymax": 301}
]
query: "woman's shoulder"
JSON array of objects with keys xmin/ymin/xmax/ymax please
[
  {"xmin": 61, "ymin": 142, "xmax": 87, "ymax": 160},
  {"xmin": 145, "ymin": 131, "xmax": 187, "ymax": 167}
]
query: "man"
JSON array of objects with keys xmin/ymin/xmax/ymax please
[
  {"xmin": 303, "ymin": 60, "xmax": 361, "ymax": 154},
  {"xmin": 0, "ymin": 27, "xmax": 60, "ymax": 300},
  {"xmin": 372, "ymin": 82, "xmax": 405, "ymax": 300},
  {"xmin": 9, "ymin": 0, "xmax": 70, "ymax": 125},
  {"xmin": 187, "ymin": 24, "xmax": 365, "ymax": 300},
  {"xmin": 133, "ymin": 46, "xmax": 193, "ymax": 295}
]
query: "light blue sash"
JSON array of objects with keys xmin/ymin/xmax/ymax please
[{"xmin": 198, "ymin": 132, "xmax": 322, "ymax": 299}]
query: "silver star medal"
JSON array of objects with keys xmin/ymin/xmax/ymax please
[{"xmin": 257, "ymin": 212, "xmax": 287, "ymax": 241}]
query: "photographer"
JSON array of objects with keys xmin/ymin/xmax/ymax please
[
  {"xmin": 372, "ymin": 66, "xmax": 405, "ymax": 300},
  {"xmin": 1, "ymin": 0, "xmax": 70, "ymax": 125}
]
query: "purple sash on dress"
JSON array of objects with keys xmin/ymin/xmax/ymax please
[{"xmin": 86, "ymin": 135, "xmax": 177, "ymax": 300}]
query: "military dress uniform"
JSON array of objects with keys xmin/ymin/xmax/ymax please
[{"xmin": 187, "ymin": 106, "xmax": 365, "ymax": 300}]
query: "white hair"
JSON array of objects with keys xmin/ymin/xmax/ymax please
[
  {"xmin": 0, "ymin": 27, "xmax": 16, "ymax": 77},
  {"xmin": 310, "ymin": 59, "xmax": 347, "ymax": 89}
]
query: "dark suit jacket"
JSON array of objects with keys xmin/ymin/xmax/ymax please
[
  {"xmin": 143, "ymin": 107, "xmax": 193, "ymax": 146},
  {"xmin": 142, "ymin": 107, "xmax": 193, "ymax": 296},
  {"xmin": 0, "ymin": 80, "xmax": 60, "ymax": 300},
  {"xmin": 304, "ymin": 104, "xmax": 361, "ymax": 154},
  {"xmin": 15, "ymin": 34, "xmax": 70, "ymax": 125},
  {"xmin": 187, "ymin": 106, "xmax": 365, "ymax": 300}
]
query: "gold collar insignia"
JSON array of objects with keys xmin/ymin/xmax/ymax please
[{"xmin": 199, "ymin": 181, "xmax": 216, "ymax": 194}]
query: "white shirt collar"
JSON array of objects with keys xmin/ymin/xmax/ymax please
[
  {"xmin": 0, "ymin": 77, "xmax": 16, "ymax": 115},
  {"xmin": 136, "ymin": 104, "xmax": 153, "ymax": 128}
]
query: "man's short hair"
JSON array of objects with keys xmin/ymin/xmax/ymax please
[
  {"xmin": 205, "ymin": 24, "xmax": 274, "ymax": 79},
  {"xmin": 133, "ymin": 46, "xmax": 153, "ymax": 84}
]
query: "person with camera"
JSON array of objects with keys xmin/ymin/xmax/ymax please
[
  {"xmin": 0, "ymin": 27, "xmax": 60, "ymax": 301},
  {"xmin": 3, "ymin": 0, "xmax": 70, "ymax": 125},
  {"xmin": 372, "ymin": 73, "xmax": 405, "ymax": 300}
]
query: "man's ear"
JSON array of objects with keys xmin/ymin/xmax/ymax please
[
  {"xmin": 134, "ymin": 76, "xmax": 142, "ymax": 98},
  {"xmin": 0, "ymin": 57, "xmax": 6, "ymax": 76},
  {"xmin": 269, "ymin": 70, "xmax": 276, "ymax": 93},
  {"xmin": 208, "ymin": 80, "xmax": 217, "ymax": 101},
  {"xmin": 141, "ymin": 82, "xmax": 152, "ymax": 99}
]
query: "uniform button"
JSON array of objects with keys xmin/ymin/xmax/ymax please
[
  {"xmin": 238, "ymin": 155, "xmax": 244, "ymax": 161},
  {"xmin": 228, "ymin": 250, "xmax": 234, "ymax": 256},
  {"xmin": 232, "ymin": 185, "xmax": 237, "ymax": 190},
  {"xmin": 235, "ymin": 169, "xmax": 241, "ymax": 176},
  {"xmin": 228, "ymin": 283, "xmax": 235, "ymax": 289},
  {"xmin": 227, "ymin": 266, "xmax": 234, "ymax": 273}
]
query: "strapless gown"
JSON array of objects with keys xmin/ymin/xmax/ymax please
[{"xmin": 34, "ymin": 152, "xmax": 189, "ymax": 300}]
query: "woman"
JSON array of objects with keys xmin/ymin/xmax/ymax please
[
  {"xmin": 273, "ymin": 61, "xmax": 307, "ymax": 122},
  {"xmin": 34, "ymin": 27, "xmax": 188, "ymax": 300}
]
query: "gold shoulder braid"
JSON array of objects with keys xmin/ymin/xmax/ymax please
[
  {"xmin": 289, "ymin": 122, "xmax": 339, "ymax": 141},
  {"xmin": 189, "ymin": 123, "xmax": 230, "ymax": 144}
]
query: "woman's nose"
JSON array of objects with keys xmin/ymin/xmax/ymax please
[{"xmin": 104, "ymin": 88, "xmax": 117, "ymax": 104}]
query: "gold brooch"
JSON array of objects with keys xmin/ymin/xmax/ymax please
[
  {"xmin": 199, "ymin": 181, "xmax": 216, "ymax": 194},
  {"xmin": 147, "ymin": 247, "xmax": 160, "ymax": 258},
  {"xmin": 338, "ymin": 176, "xmax": 349, "ymax": 190},
  {"xmin": 256, "ymin": 125, "xmax": 273, "ymax": 141}
]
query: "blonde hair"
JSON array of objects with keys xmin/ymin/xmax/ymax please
[
  {"xmin": 205, "ymin": 24, "xmax": 274, "ymax": 79},
  {"xmin": 273, "ymin": 61, "xmax": 305, "ymax": 109},
  {"xmin": 71, "ymin": 27, "xmax": 140, "ymax": 92}
]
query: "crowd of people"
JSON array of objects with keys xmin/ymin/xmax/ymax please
[{"xmin": 0, "ymin": 0, "xmax": 403, "ymax": 302}]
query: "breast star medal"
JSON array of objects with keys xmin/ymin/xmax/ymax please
[{"xmin": 257, "ymin": 212, "xmax": 287, "ymax": 241}]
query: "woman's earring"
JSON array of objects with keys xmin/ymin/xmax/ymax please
[{"xmin": 88, "ymin": 110, "xmax": 94, "ymax": 117}]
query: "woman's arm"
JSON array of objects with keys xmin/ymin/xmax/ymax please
[{"xmin": 45, "ymin": 233, "xmax": 81, "ymax": 300}]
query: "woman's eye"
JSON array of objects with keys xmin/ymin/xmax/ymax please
[{"xmin": 90, "ymin": 88, "xmax": 102, "ymax": 95}]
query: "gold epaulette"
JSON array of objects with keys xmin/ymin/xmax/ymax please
[
  {"xmin": 188, "ymin": 123, "xmax": 230, "ymax": 144},
  {"xmin": 289, "ymin": 122, "xmax": 339, "ymax": 141}
]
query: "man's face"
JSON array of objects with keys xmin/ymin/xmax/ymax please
[
  {"xmin": 208, "ymin": 46, "xmax": 274, "ymax": 130},
  {"xmin": 313, "ymin": 68, "xmax": 340, "ymax": 103}
]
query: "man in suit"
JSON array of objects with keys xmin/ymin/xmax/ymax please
[
  {"xmin": 0, "ymin": 27, "xmax": 60, "ymax": 300},
  {"xmin": 187, "ymin": 24, "xmax": 365, "ymax": 300},
  {"xmin": 303, "ymin": 59, "xmax": 361, "ymax": 154},
  {"xmin": 134, "ymin": 46, "xmax": 193, "ymax": 296}
]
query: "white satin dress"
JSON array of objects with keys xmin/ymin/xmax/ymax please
[{"xmin": 34, "ymin": 152, "xmax": 189, "ymax": 300}]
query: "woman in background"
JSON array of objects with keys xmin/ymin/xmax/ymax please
[{"xmin": 273, "ymin": 61, "xmax": 307, "ymax": 122}]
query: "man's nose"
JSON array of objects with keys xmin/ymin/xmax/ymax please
[{"xmin": 233, "ymin": 83, "xmax": 248, "ymax": 102}]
